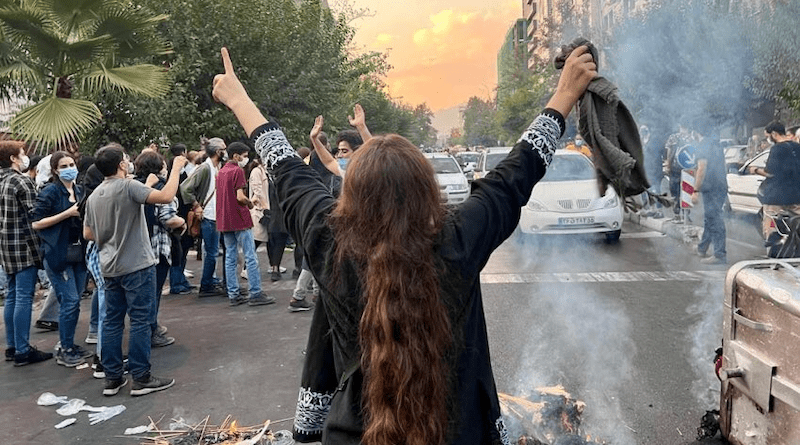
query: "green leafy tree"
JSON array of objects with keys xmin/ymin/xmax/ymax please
[
  {"xmin": 461, "ymin": 96, "xmax": 498, "ymax": 147},
  {"xmin": 86, "ymin": 0, "xmax": 420, "ymax": 153},
  {"xmin": 409, "ymin": 103, "xmax": 436, "ymax": 148},
  {"xmin": 0, "ymin": 0, "xmax": 171, "ymax": 151},
  {"xmin": 495, "ymin": 42, "xmax": 555, "ymax": 144}
]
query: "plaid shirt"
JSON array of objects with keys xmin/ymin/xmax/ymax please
[
  {"xmin": 0, "ymin": 168, "xmax": 43, "ymax": 274},
  {"xmin": 150, "ymin": 198, "xmax": 178, "ymax": 264}
]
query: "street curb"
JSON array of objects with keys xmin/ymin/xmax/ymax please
[{"xmin": 625, "ymin": 211, "xmax": 703, "ymax": 245}]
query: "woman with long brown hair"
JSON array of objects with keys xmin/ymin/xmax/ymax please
[{"xmin": 212, "ymin": 46, "xmax": 596, "ymax": 445}]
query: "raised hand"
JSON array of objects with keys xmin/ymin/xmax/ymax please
[
  {"xmin": 310, "ymin": 115, "xmax": 324, "ymax": 141},
  {"xmin": 211, "ymin": 47, "xmax": 267, "ymax": 136},
  {"xmin": 348, "ymin": 104, "xmax": 365, "ymax": 128},
  {"xmin": 212, "ymin": 47, "xmax": 248, "ymax": 110}
]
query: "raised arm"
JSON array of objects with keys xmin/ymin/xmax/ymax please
[
  {"xmin": 310, "ymin": 115, "xmax": 342, "ymax": 176},
  {"xmin": 212, "ymin": 47, "xmax": 267, "ymax": 136},
  {"xmin": 348, "ymin": 104, "xmax": 372, "ymax": 142}
]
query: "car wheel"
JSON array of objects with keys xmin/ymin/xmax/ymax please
[{"xmin": 605, "ymin": 230, "xmax": 622, "ymax": 243}]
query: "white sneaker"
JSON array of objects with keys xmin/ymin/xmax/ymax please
[
  {"xmin": 183, "ymin": 270, "xmax": 195, "ymax": 279},
  {"xmin": 279, "ymin": 266, "xmax": 287, "ymax": 273},
  {"xmin": 240, "ymin": 269, "xmax": 248, "ymax": 280}
]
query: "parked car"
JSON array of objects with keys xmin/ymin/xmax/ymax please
[
  {"xmin": 473, "ymin": 146, "xmax": 513, "ymax": 180},
  {"xmin": 727, "ymin": 149, "xmax": 769, "ymax": 215},
  {"xmin": 518, "ymin": 150, "xmax": 624, "ymax": 242},
  {"xmin": 724, "ymin": 145, "xmax": 748, "ymax": 173},
  {"xmin": 424, "ymin": 153, "xmax": 470, "ymax": 205}
]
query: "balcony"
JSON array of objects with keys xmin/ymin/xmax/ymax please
[{"xmin": 526, "ymin": 2, "xmax": 537, "ymax": 20}]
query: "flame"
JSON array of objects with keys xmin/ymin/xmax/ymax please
[{"xmin": 229, "ymin": 420, "xmax": 238, "ymax": 434}]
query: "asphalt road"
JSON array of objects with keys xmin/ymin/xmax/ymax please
[{"xmin": 0, "ymin": 216, "xmax": 767, "ymax": 444}]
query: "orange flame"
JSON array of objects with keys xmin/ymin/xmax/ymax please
[{"xmin": 230, "ymin": 420, "xmax": 238, "ymax": 434}]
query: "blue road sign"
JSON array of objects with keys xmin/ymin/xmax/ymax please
[{"xmin": 676, "ymin": 144, "xmax": 697, "ymax": 170}]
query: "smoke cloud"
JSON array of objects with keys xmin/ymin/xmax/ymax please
[{"xmin": 686, "ymin": 280, "xmax": 724, "ymax": 409}]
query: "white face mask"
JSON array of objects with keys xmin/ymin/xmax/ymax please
[
  {"xmin": 19, "ymin": 154, "xmax": 30, "ymax": 171},
  {"xmin": 238, "ymin": 157, "xmax": 249, "ymax": 168}
]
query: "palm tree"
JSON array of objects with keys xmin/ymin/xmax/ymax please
[{"xmin": 0, "ymin": 0, "xmax": 172, "ymax": 152}]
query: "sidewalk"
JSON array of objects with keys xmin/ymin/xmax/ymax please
[
  {"xmin": 626, "ymin": 210, "xmax": 703, "ymax": 245},
  {"xmin": 0, "ymin": 249, "xmax": 312, "ymax": 445}
]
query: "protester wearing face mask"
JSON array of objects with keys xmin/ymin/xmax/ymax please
[
  {"xmin": 31, "ymin": 151, "xmax": 93, "ymax": 367},
  {"xmin": 1, "ymin": 141, "xmax": 53, "ymax": 366},
  {"xmin": 215, "ymin": 142, "xmax": 275, "ymax": 306},
  {"xmin": 180, "ymin": 138, "xmax": 227, "ymax": 297}
]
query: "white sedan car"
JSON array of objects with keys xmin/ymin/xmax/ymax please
[
  {"xmin": 518, "ymin": 150, "xmax": 624, "ymax": 242},
  {"xmin": 424, "ymin": 153, "xmax": 470, "ymax": 205},
  {"xmin": 727, "ymin": 149, "xmax": 769, "ymax": 215}
]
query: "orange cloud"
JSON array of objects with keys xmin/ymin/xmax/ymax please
[{"xmin": 361, "ymin": 3, "xmax": 520, "ymax": 111}]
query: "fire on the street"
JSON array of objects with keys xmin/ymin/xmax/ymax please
[
  {"xmin": 136, "ymin": 416, "xmax": 291, "ymax": 445},
  {"xmin": 499, "ymin": 385, "xmax": 608, "ymax": 445}
]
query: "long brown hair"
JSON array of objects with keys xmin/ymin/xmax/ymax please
[{"xmin": 330, "ymin": 135, "xmax": 452, "ymax": 445}]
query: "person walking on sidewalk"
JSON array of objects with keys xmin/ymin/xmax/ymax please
[
  {"xmin": 180, "ymin": 138, "xmax": 227, "ymax": 297},
  {"xmin": 216, "ymin": 142, "xmax": 275, "ymax": 307},
  {"xmin": 1, "ymin": 140, "xmax": 53, "ymax": 366},
  {"xmin": 692, "ymin": 124, "xmax": 728, "ymax": 264},
  {"xmin": 212, "ymin": 44, "xmax": 595, "ymax": 445},
  {"xmin": 31, "ymin": 151, "xmax": 94, "ymax": 367},
  {"xmin": 83, "ymin": 144, "xmax": 187, "ymax": 397}
]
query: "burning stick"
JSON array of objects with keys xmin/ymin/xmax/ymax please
[
  {"xmin": 499, "ymin": 386, "xmax": 605, "ymax": 445},
  {"xmin": 138, "ymin": 416, "xmax": 282, "ymax": 445}
]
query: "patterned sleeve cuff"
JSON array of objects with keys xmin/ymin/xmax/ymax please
[
  {"xmin": 250, "ymin": 122, "xmax": 301, "ymax": 172},
  {"xmin": 516, "ymin": 109, "xmax": 565, "ymax": 167}
]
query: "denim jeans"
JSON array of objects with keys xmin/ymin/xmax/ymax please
[
  {"xmin": 86, "ymin": 241, "xmax": 106, "ymax": 357},
  {"xmin": 45, "ymin": 261, "xmax": 88, "ymax": 351},
  {"xmin": 101, "ymin": 265, "xmax": 155, "ymax": 381},
  {"xmin": 0, "ymin": 264, "xmax": 7, "ymax": 294},
  {"xmin": 3, "ymin": 266, "xmax": 38, "ymax": 355},
  {"xmin": 37, "ymin": 287, "xmax": 59, "ymax": 322},
  {"xmin": 169, "ymin": 234, "xmax": 194, "ymax": 293},
  {"xmin": 153, "ymin": 256, "xmax": 170, "ymax": 331},
  {"xmin": 697, "ymin": 189, "xmax": 728, "ymax": 260},
  {"xmin": 223, "ymin": 229, "xmax": 261, "ymax": 299},
  {"xmin": 200, "ymin": 218, "xmax": 220, "ymax": 290}
]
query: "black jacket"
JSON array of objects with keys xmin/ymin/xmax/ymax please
[{"xmin": 252, "ymin": 110, "xmax": 564, "ymax": 445}]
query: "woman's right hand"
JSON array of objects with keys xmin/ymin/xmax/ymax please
[{"xmin": 546, "ymin": 45, "xmax": 597, "ymax": 117}]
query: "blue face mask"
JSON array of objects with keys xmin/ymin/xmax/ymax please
[
  {"xmin": 337, "ymin": 158, "xmax": 349, "ymax": 171},
  {"xmin": 59, "ymin": 166, "xmax": 78, "ymax": 182}
]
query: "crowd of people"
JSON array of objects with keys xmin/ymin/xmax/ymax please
[{"xmin": 0, "ymin": 97, "xmax": 376, "ymax": 398}]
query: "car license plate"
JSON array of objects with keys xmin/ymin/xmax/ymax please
[{"xmin": 558, "ymin": 217, "xmax": 595, "ymax": 225}]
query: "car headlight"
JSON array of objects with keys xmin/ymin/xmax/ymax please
[
  {"xmin": 601, "ymin": 193, "xmax": 619, "ymax": 209},
  {"xmin": 527, "ymin": 199, "xmax": 547, "ymax": 211},
  {"xmin": 446, "ymin": 183, "xmax": 468, "ymax": 192}
]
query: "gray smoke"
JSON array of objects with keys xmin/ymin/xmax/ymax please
[
  {"xmin": 686, "ymin": 280, "xmax": 724, "ymax": 408},
  {"xmin": 507, "ymin": 236, "xmax": 637, "ymax": 445}
]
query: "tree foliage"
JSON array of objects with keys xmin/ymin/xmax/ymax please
[
  {"xmin": 495, "ymin": 42, "xmax": 555, "ymax": 144},
  {"xmin": 83, "ymin": 0, "xmax": 427, "ymax": 154},
  {"xmin": 461, "ymin": 96, "xmax": 498, "ymax": 147},
  {"xmin": 0, "ymin": 0, "xmax": 171, "ymax": 151}
]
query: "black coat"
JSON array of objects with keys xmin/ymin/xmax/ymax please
[{"xmin": 250, "ymin": 110, "xmax": 563, "ymax": 445}]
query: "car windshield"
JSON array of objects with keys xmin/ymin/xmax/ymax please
[
  {"xmin": 429, "ymin": 157, "xmax": 461, "ymax": 174},
  {"xmin": 541, "ymin": 155, "xmax": 595, "ymax": 182},
  {"xmin": 458, "ymin": 153, "xmax": 479, "ymax": 164},
  {"xmin": 486, "ymin": 152, "xmax": 510, "ymax": 170}
]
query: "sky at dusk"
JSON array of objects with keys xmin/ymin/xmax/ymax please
[{"xmin": 347, "ymin": 0, "xmax": 521, "ymax": 112}]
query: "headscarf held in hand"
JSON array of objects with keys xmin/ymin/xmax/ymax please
[{"xmin": 555, "ymin": 38, "xmax": 651, "ymax": 200}]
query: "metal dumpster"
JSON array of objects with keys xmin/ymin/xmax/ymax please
[{"xmin": 719, "ymin": 259, "xmax": 800, "ymax": 445}]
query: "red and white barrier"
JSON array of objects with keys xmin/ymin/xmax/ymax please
[{"xmin": 680, "ymin": 169, "xmax": 695, "ymax": 208}]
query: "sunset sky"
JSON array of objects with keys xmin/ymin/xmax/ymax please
[{"xmin": 348, "ymin": 0, "xmax": 521, "ymax": 112}]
